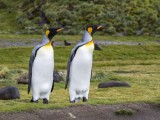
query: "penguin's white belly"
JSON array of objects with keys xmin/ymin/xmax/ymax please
[
  {"xmin": 32, "ymin": 45, "xmax": 54, "ymax": 99},
  {"xmin": 69, "ymin": 44, "xmax": 94, "ymax": 96}
]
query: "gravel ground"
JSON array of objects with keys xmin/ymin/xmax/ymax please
[
  {"xmin": 0, "ymin": 103, "xmax": 159, "ymax": 120},
  {"xmin": 0, "ymin": 39, "xmax": 145, "ymax": 48}
]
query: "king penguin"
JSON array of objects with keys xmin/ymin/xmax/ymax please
[
  {"xmin": 65, "ymin": 25, "xmax": 103, "ymax": 103},
  {"xmin": 28, "ymin": 27, "xmax": 64, "ymax": 104}
]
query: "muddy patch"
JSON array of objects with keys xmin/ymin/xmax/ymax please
[{"xmin": 0, "ymin": 103, "xmax": 159, "ymax": 120}]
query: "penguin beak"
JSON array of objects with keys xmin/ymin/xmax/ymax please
[
  {"xmin": 56, "ymin": 28, "xmax": 64, "ymax": 32},
  {"xmin": 97, "ymin": 25, "xmax": 103, "ymax": 30}
]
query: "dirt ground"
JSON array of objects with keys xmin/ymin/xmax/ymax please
[
  {"xmin": 0, "ymin": 40, "xmax": 145, "ymax": 48},
  {"xmin": 0, "ymin": 103, "xmax": 159, "ymax": 120}
]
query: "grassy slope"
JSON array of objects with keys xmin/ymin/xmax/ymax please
[
  {"xmin": 0, "ymin": 43, "xmax": 160, "ymax": 112},
  {"xmin": 0, "ymin": 10, "xmax": 19, "ymax": 32},
  {"xmin": 0, "ymin": 0, "xmax": 22, "ymax": 33}
]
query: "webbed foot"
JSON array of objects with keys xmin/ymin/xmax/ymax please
[
  {"xmin": 83, "ymin": 97, "xmax": 88, "ymax": 102},
  {"xmin": 43, "ymin": 98, "xmax": 49, "ymax": 104}
]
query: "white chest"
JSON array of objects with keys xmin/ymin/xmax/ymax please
[
  {"xmin": 76, "ymin": 41, "xmax": 94, "ymax": 61},
  {"xmin": 32, "ymin": 44, "xmax": 54, "ymax": 82},
  {"xmin": 70, "ymin": 41, "xmax": 94, "ymax": 84}
]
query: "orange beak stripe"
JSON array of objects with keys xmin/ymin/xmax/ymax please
[
  {"xmin": 97, "ymin": 26, "xmax": 102, "ymax": 30},
  {"xmin": 56, "ymin": 28, "xmax": 64, "ymax": 32}
]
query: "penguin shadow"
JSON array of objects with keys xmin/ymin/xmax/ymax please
[
  {"xmin": 94, "ymin": 43, "xmax": 102, "ymax": 51},
  {"xmin": 64, "ymin": 40, "xmax": 71, "ymax": 46},
  {"xmin": 18, "ymin": 99, "xmax": 30, "ymax": 103}
]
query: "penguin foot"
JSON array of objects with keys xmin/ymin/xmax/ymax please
[
  {"xmin": 30, "ymin": 99, "xmax": 38, "ymax": 103},
  {"xmin": 83, "ymin": 97, "xmax": 88, "ymax": 102},
  {"xmin": 70, "ymin": 100, "xmax": 75, "ymax": 103},
  {"xmin": 43, "ymin": 98, "xmax": 48, "ymax": 104},
  {"xmin": 75, "ymin": 97, "xmax": 81, "ymax": 103},
  {"xmin": 30, "ymin": 98, "xmax": 33, "ymax": 102}
]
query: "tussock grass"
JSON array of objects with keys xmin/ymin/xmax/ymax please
[
  {"xmin": 0, "ymin": 9, "xmax": 20, "ymax": 33},
  {"xmin": 0, "ymin": 44, "xmax": 160, "ymax": 112},
  {"xmin": 0, "ymin": 67, "xmax": 9, "ymax": 79},
  {"xmin": 115, "ymin": 109, "xmax": 134, "ymax": 115}
]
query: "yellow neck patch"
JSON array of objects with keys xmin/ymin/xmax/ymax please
[
  {"xmin": 85, "ymin": 40, "xmax": 94, "ymax": 47},
  {"xmin": 88, "ymin": 27, "xmax": 92, "ymax": 34},
  {"xmin": 44, "ymin": 42, "xmax": 52, "ymax": 48},
  {"xmin": 46, "ymin": 30, "xmax": 50, "ymax": 36}
]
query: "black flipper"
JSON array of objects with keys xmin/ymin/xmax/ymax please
[
  {"xmin": 50, "ymin": 42, "xmax": 55, "ymax": 92},
  {"xmin": 51, "ymin": 81, "xmax": 54, "ymax": 92}
]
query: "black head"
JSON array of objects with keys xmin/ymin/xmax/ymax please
[
  {"xmin": 85, "ymin": 25, "xmax": 103, "ymax": 36},
  {"xmin": 46, "ymin": 27, "xmax": 64, "ymax": 40}
]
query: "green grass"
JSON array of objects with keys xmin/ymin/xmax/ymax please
[
  {"xmin": 0, "ymin": 9, "xmax": 20, "ymax": 33},
  {"xmin": 0, "ymin": 43, "xmax": 160, "ymax": 112},
  {"xmin": 115, "ymin": 109, "xmax": 134, "ymax": 115},
  {"xmin": 0, "ymin": 45, "xmax": 160, "ymax": 69}
]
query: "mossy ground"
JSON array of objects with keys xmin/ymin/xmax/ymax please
[{"xmin": 0, "ymin": 36, "xmax": 160, "ymax": 112}]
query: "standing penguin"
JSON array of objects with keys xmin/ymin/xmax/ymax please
[
  {"xmin": 28, "ymin": 27, "xmax": 64, "ymax": 104},
  {"xmin": 65, "ymin": 25, "xmax": 103, "ymax": 103}
]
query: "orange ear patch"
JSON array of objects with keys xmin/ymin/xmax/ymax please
[
  {"xmin": 46, "ymin": 30, "xmax": 50, "ymax": 36},
  {"xmin": 88, "ymin": 27, "xmax": 92, "ymax": 34}
]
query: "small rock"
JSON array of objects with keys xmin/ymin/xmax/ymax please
[
  {"xmin": 16, "ymin": 70, "xmax": 65, "ymax": 84},
  {"xmin": 64, "ymin": 40, "xmax": 71, "ymax": 46},
  {"xmin": 53, "ymin": 70, "xmax": 65, "ymax": 82},
  {"xmin": 17, "ymin": 72, "xmax": 28, "ymax": 84},
  {"xmin": 68, "ymin": 112, "xmax": 76, "ymax": 119},
  {"xmin": 0, "ymin": 86, "xmax": 20, "ymax": 100},
  {"xmin": 98, "ymin": 81, "xmax": 131, "ymax": 88},
  {"xmin": 94, "ymin": 43, "xmax": 102, "ymax": 51}
]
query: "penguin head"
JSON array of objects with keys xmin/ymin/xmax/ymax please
[
  {"xmin": 45, "ymin": 27, "xmax": 64, "ymax": 41},
  {"xmin": 86, "ymin": 25, "xmax": 103, "ymax": 36}
]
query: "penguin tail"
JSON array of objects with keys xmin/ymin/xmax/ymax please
[
  {"xmin": 28, "ymin": 88, "xmax": 30, "ymax": 94},
  {"xmin": 28, "ymin": 85, "xmax": 31, "ymax": 94},
  {"xmin": 64, "ymin": 84, "xmax": 68, "ymax": 89}
]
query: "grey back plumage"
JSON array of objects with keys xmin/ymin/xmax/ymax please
[
  {"xmin": 28, "ymin": 35, "xmax": 50, "ymax": 94},
  {"xmin": 65, "ymin": 30, "xmax": 92, "ymax": 89}
]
